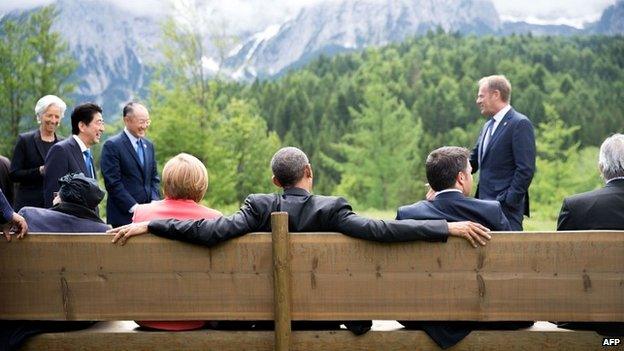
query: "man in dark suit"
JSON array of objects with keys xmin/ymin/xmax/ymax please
[
  {"xmin": 43, "ymin": 103, "xmax": 105, "ymax": 208},
  {"xmin": 398, "ymin": 146, "xmax": 510, "ymax": 231},
  {"xmin": 20, "ymin": 173, "xmax": 110, "ymax": 233},
  {"xmin": 110, "ymin": 147, "xmax": 491, "ymax": 334},
  {"xmin": 101, "ymin": 102, "xmax": 160, "ymax": 227},
  {"xmin": 556, "ymin": 134, "xmax": 624, "ymax": 336},
  {"xmin": 396, "ymin": 146, "xmax": 532, "ymax": 349},
  {"xmin": 470, "ymin": 75, "xmax": 536, "ymax": 231},
  {"xmin": 0, "ymin": 189, "xmax": 28, "ymax": 242}
]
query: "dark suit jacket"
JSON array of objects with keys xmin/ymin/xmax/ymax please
[
  {"xmin": 396, "ymin": 191, "xmax": 528, "ymax": 349},
  {"xmin": 557, "ymin": 179, "xmax": 624, "ymax": 230},
  {"xmin": 43, "ymin": 136, "xmax": 94, "ymax": 208},
  {"xmin": 9, "ymin": 130, "xmax": 62, "ymax": 210},
  {"xmin": 556, "ymin": 178, "xmax": 624, "ymax": 336},
  {"xmin": 149, "ymin": 187, "xmax": 449, "ymax": 246},
  {"xmin": 18, "ymin": 205, "xmax": 110, "ymax": 233},
  {"xmin": 397, "ymin": 191, "xmax": 511, "ymax": 231},
  {"xmin": 101, "ymin": 132, "xmax": 160, "ymax": 227},
  {"xmin": 470, "ymin": 108, "xmax": 535, "ymax": 217}
]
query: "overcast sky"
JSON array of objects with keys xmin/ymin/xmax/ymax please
[{"xmin": 0, "ymin": 0, "xmax": 617, "ymax": 29}]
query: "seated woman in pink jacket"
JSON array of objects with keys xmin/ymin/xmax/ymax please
[{"xmin": 133, "ymin": 153, "xmax": 222, "ymax": 331}]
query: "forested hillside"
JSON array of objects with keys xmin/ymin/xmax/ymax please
[{"xmin": 149, "ymin": 30, "xmax": 622, "ymax": 222}]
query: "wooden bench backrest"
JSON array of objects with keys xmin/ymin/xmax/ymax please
[{"xmin": 1, "ymin": 213, "xmax": 623, "ymax": 322}]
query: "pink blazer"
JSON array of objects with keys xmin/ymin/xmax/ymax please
[{"xmin": 133, "ymin": 198, "xmax": 222, "ymax": 331}]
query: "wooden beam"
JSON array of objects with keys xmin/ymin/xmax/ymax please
[
  {"xmin": 20, "ymin": 322, "xmax": 605, "ymax": 351},
  {"xmin": 272, "ymin": 212, "xmax": 292, "ymax": 351},
  {"xmin": 1, "ymin": 231, "xmax": 623, "ymax": 321}
]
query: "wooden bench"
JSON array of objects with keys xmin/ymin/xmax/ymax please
[{"xmin": 1, "ymin": 212, "xmax": 622, "ymax": 350}]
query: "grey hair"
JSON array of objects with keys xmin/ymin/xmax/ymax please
[
  {"xmin": 270, "ymin": 147, "xmax": 309, "ymax": 187},
  {"xmin": 599, "ymin": 133, "xmax": 624, "ymax": 181},
  {"xmin": 35, "ymin": 95, "xmax": 67, "ymax": 123}
]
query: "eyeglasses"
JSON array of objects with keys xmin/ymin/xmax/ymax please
[{"xmin": 137, "ymin": 119, "xmax": 151, "ymax": 127}]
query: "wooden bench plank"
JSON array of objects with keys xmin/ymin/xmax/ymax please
[
  {"xmin": 20, "ymin": 322, "xmax": 606, "ymax": 351},
  {"xmin": 2, "ymin": 231, "xmax": 623, "ymax": 321}
]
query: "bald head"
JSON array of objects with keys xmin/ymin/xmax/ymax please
[{"xmin": 270, "ymin": 147, "xmax": 310, "ymax": 188}]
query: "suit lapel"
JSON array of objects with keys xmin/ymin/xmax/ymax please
[
  {"xmin": 68, "ymin": 137, "xmax": 89, "ymax": 176},
  {"xmin": 481, "ymin": 109, "xmax": 513, "ymax": 162},
  {"xmin": 121, "ymin": 132, "xmax": 144, "ymax": 174}
]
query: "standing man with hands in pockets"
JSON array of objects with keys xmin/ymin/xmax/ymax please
[
  {"xmin": 470, "ymin": 75, "xmax": 536, "ymax": 231},
  {"xmin": 101, "ymin": 102, "xmax": 160, "ymax": 228}
]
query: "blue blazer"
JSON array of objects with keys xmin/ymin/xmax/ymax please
[
  {"xmin": 396, "ymin": 191, "xmax": 515, "ymax": 348},
  {"xmin": 18, "ymin": 206, "xmax": 110, "ymax": 233},
  {"xmin": 469, "ymin": 108, "xmax": 535, "ymax": 216},
  {"xmin": 397, "ymin": 191, "xmax": 511, "ymax": 231},
  {"xmin": 100, "ymin": 132, "xmax": 160, "ymax": 227},
  {"xmin": 43, "ymin": 136, "xmax": 93, "ymax": 208}
]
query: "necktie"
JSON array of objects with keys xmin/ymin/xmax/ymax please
[
  {"xmin": 83, "ymin": 150, "xmax": 94, "ymax": 178},
  {"xmin": 481, "ymin": 118, "xmax": 495, "ymax": 161},
  {"xmin": 136, "ymin": 139, "xmax": 145, "ymax": 166}
]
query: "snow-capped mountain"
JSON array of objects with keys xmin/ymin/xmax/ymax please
[
  {"xmin": 50, "ymin": 0, "xmax": 162, "ymax": 117},
  {"xmin": 224, "ymin": 0, "xmax": 501, "ymax": 79},
  {"xmin": 2, "ymin": 0, "xmax": 622, "ymax": 118}
]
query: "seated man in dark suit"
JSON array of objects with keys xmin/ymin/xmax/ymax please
[
  {"xmin": 397, "ymin": 146, "xmax": 531, "ymax": 349},
  {"xmin": 3, "ymin": 173, "xmax": 107, "ymax": 350},
  {"xmin": 110, "ymin": 146, "xmax": 491, "ymax": 334},
  {"xmin": 19, "ymin": 173, "xmax": 110, "ymax": 233},
  {"xmin": 556, "ymin": 133, "xmax": 624, "ymax": 336}
]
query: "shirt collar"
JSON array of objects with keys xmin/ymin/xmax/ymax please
[
  {"xmin": 124, "ymin": 128, "xmax": 140, "ymax": 145},
  {"xmin": 606, "ymin": 176, "xmax": 624, "ymax": 184},
  {"xmin": 283, "ymin": 187, "xmax": 310, "ymax": 196},
  {"xmin": 492, "ymin": 104, "xmax": 511, "ymax": 123},
  {"xmin": 72, "ymin": 134, "xmax": 88, "ymax": 152},
  {"xmin": 435, "ymin": 188, "xmax": 462, "ymax": 197}
]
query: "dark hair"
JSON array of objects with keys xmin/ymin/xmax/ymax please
[
  {"xmin": 122, "ymin": 101, "xmax": 139, "ymax": 118},
  {"xmin": 270, "ymin": 147, "xmax": 309, "ymax": 188},
  {"xmin": 426, "ymin": 146, "xmax": 470, "ymax": 191},
  {"xmin": 71, "ymin": 103, "xmax": 102, "ymax": 135}
]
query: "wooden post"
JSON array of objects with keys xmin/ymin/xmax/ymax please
[{"xmin": 271, "ymin": 212, "xmax": 291, "ymax": 351}]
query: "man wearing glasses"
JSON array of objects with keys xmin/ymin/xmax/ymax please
[{"xmin": 101, "ymin": 102, "xmax": 161, "ymax": 227}]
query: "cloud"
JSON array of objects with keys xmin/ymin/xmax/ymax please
[
  {"xmin": 491, "ymin": 0, "xmax": 617, "ymax": 28},
  {"xmin": 1, "ymin": 0, "xmax": 617, "ymax": 30}
]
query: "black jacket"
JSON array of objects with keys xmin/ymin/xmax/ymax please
[
  {"xmin": 9, "ymin": 130, "xmax": 62, "ymax": 210},
  {"xmin": 557, "ymin": 179, "xmax": 624, "ymax": 230},
  {"xmin": 148, "ymin": 187, "xmax": 449, "ymax": 245}
]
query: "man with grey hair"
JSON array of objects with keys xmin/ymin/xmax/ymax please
[
  {"xmin": 555, "ymin": 133, "xmax": 624, "ymax": 336},
  {"xmin": 557, "ymin": 133, "xmax": 624, "ymax": 230},
  {"xmin": 110, "ymin": 146, "xmax": 491, "ymax": 334},
  {"xmin": 470, "ymin": 75, "xmax": 536, "ymax": 231}
]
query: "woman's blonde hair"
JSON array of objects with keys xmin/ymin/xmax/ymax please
[{"xmin": 162, "ymin": 153, "xmax": 208, "ymax": 203}]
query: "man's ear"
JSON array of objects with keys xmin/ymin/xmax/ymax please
[
  {"xmin": 456, "ymin": 171, "xmax": 465, "ymax": 187},
  {"xmin": 272, "ymin": 175, "xmax": 282, "ymax": 188},
  {"xmin": 305, "ymin": 164, "xmax": 313, "ymax": 179}
]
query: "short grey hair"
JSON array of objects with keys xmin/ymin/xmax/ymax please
[
  {"xmin": 270, "ymin": 147, "xmax": 309, "ymax": 187},
  {"xmin": 35, "ymin": 95, "xmax": 67, "ymax": 123},
  {"xmin": 599, "ymin": 133, "xmax": 624, "ymax": 181},
  {"xmin": 478, "ymin": 75, "xmax": 512, "ymax": 102}
]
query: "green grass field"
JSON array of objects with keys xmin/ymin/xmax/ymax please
[{"xmin": 358, "ymin": 209, "xmax": 556, "ymax": 231}]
